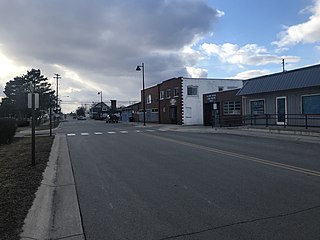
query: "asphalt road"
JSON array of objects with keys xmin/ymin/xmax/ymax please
[{"xmin": 58, "ymin": 118, "xmax": 320, "ymax": 240}]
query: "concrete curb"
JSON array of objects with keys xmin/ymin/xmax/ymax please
[{"xmin": 20, "ymin": 134, "xmax": 85, "ymax": 240}]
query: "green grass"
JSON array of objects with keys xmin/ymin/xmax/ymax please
[{"xmin": 0, "ymin": 136, "xmax": 54, "ymax": 240}]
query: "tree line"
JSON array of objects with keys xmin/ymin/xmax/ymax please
[{"xmin": 0, "ymin": 69, "xmax": 57, "ymax": 121}]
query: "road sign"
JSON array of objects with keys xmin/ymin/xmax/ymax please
[{"xmin": 28, "ymin": 93, "xmax": 39, "ymax": 109}]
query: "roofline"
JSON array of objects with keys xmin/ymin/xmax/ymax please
[
  {"xmin": 182, "ymin": 77, "xmax": 242, "ymax": 81},
  {"xmin": 244, "ymin": 63, "xmax": 320, "ymax": 82}
]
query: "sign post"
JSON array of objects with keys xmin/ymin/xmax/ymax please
[{"xmin": 28, "ymin": 92, "xmax": 39, "ymax": 166}]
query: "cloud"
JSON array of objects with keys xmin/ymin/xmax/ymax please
[
  {"xmin": 0, "ymin": 0, "xmax": 219, "ymax": 112},
  {"xmin": 231, "ymin": 69, "xmax": 271, "ymax": 80},
  {"xmin": 200, "ymin": 43, "xmax": 300, "ymax": 66},
  {"xmin": 273, "ymin": 0, "xmax": 320, "ymax": 47},
  {"xmin": 186, "ymin": 67, "xmax": 208, "ymax": 78}
]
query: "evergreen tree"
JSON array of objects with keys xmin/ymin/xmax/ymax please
[{"xmin": 1, "ymin": 69, "xmax": 56, "ymax": 119}]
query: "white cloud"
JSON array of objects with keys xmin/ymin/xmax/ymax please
[
  {"xmin": 231, "ymin": 69, "xmax": 271, "ymax": 80},
  {"xmin": 273, "ymin": 0, "xmax": 320, "ymax": 47},
  {"xmin": 186, "ymin": 67, "xmax": 208, "ymax": 78},
  {"xmin": 216, "ymin": 9, "xmax": 225, "ymax": 18},
  {"xmin": 200, "ymin": 43, "xmax": 300, "ymax": 66}
]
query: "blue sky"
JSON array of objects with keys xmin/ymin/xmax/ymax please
[
  {"xmin": 196, "ymin": 0, "xmax": 319, "ymax": 78},
  {"xmin": 0, "ymin": 0, "xmax": 319, "ymax": 112}
]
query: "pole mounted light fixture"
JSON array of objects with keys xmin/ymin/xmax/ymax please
[{"xmin": 136, "ymin": 63, "xmax": 146, "ymax": 126}]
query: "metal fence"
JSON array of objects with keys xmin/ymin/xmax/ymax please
[{"xmin": 243, "ymin": 114, "xmax": 320, "ymax": 129}]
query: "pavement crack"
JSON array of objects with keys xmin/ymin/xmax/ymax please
[{"xmin": 157, "ymin": 204, "xmax": 320, "ymax": 240}]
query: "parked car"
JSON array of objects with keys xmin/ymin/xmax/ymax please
[
  {"xmin": 106, "ymin": 114, "xmax": 119, "ymax": 123},
  {"xmin": 77, "ymin": 115, "xmax": 87, "ymax": 120}
]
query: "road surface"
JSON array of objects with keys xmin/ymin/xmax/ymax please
[{"xmin": 58, "ymin": 119, "xmax": 320, "ymax": 240}]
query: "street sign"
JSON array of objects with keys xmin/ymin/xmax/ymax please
[{"xmin": 28, "ymin": 93, "xmax": 39, "ymax": 109}]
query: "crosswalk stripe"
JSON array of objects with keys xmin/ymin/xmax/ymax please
[{"xmin": 67, "ymin": 129, "xmax": 169, "ymax": 136}]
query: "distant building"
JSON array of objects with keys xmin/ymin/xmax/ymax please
[
  {"xmin": 121, "ymin": 102, "xmax": 141, "ymax": 122},
  {"xmin": 90, "ymin": 102, "xmax": 110, "ymax": 119}
]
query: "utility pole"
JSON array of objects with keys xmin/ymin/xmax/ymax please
[
  {"xmin": 282, "ymin": 59, "xmax": 286, "ymax": 72},
  {"xmin": 54, "ymin": 74, "xmax": 61, "ymax": 109}
]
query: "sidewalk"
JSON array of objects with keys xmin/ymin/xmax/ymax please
[
  {"xmin": 130, "ymin": 122, "xmax": 320, "ymax": 144},
  {"xmin": 20, "ymin": 134, "xmax": 84, "ymax": 240}
]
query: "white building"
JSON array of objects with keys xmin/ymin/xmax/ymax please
[{"xmin": 182, "ymin": 78, "xmax": 243, "ymax": 125}]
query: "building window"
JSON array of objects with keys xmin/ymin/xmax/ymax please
[
  {"xmin": 187, "ymin": 86, "xmax": 198, "ymax": 96},
  {"xmin": 147, "ymin": 94, "xmax": 152, "ymax": 104},
  {"xmin": 250, "ymin": 100, "xmax": 265, "ymax": 115},
  {"xmin": 166, "ymin": 89, "xmax": 171, "ymax": 98},
  {"xmin": 174, "ymin": 87, "xmax": 179, "ymax": 97},
  {"xmin": 160, "ymin": 91, "xmax": 164, "ymax": 100},
  {"xmin": 152, "ymin": 108, "xmax": 159, "ymax": 112},
  {"xmin": 218, "ymin": 86, "xmax": 224, "ymax": 91},
  {"xmin": 223, "ymin": 101, "xmax": 241, "ymax": 115},
  {"xmin": 302, "ymin": 94, "xmax": 320, "ymax": 114}
]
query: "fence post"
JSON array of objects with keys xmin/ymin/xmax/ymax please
[
  {"xmin": 305, "ymin": 114, "xmax": 308, "ymax": 129},
  {"xmin": 266, "ymin": 114, "xmax": 269, "ymax": 127}
]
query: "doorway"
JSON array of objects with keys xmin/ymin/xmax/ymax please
[
  {"xmin": 169, "ymin": 106, "xmax": 177, "ymax": 124},
  {"xmin": 276, "ymin": 97, "xmax": 287, "ymax": 125}
]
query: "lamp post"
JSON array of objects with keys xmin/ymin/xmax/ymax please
[
  {"xmin": 136, "ymin": 63, "xmax": 146, "ymax": 126},
  {"xmin": 98, "ymin": 91, "xmax": 102, "ymax": 119}
]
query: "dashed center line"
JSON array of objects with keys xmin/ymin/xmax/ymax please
[
  {"xmin": 120, "ymin": 131, "xmax": 128, "ymax": 134},
  {"xmin": 81, "ymin": 133, "xmax": 89, "ymax": 136},
  {"xmin": 94, "ymin": 132, "xmax": 103, "ymax": 135},
  {"xmin": 67, "ymin": 133, "xmax": 76, "ymax": 136},
  {"xmin": 107, "ymin": 132, "xmax": 116, "ymax": 134}
]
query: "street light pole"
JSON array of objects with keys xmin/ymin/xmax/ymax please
[
  {"xmin": 136, "ymin": 63, "xmax": 146, "ymax": 126},
  {"xmin": 98, "ymin": 91, "xmax": 102, "ymax": 119}
]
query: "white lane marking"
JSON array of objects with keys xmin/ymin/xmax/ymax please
[
  {"xmin": 120, "ymin": 131, "xmax": 128, "ymax": 134},
  {"xmin": 67, "ymin": 133, "xmax": 76, "ymax": 136},
  {"xmin": 81, "ymin": 133, "xmax": 89, "ymax": 136},
  {"xmin": 94, "ymin": 132, "xmax": 103, "ymax": 135},
  {"xmin": 136, "ymin": 130, "xmax": 142, "ymax": 133},
  {"xmin": 108, "ymin": 132, "xmax": 116, "ymax": 134},
  {"xmin": 158, "ymin": 129, "xmax": 167, "ymax": 132},
  {"xmin": 146, "ymin": 130, "xmax": 155, "ymax": 132}
]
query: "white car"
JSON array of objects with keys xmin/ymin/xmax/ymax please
[{"xmin": 77, "ymin": 115, "xmax": 86, "ymax": 120}]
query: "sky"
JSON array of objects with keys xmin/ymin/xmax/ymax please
[{"xmin": 0, "ymin": 0, "xmax": 319, "ymax": 113}]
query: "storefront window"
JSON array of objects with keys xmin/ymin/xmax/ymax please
[
  {"xmin": 302, "ymin": 95, "xmax": 320, "ymax": 114},
  {"xmin": 250, "ymin": 100, "xmax": 265, "ymax": 115}
]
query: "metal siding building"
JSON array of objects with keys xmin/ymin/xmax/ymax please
[{"xmin": 238, "ymin": 64, "xmax": 320, "ymax": 127}]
